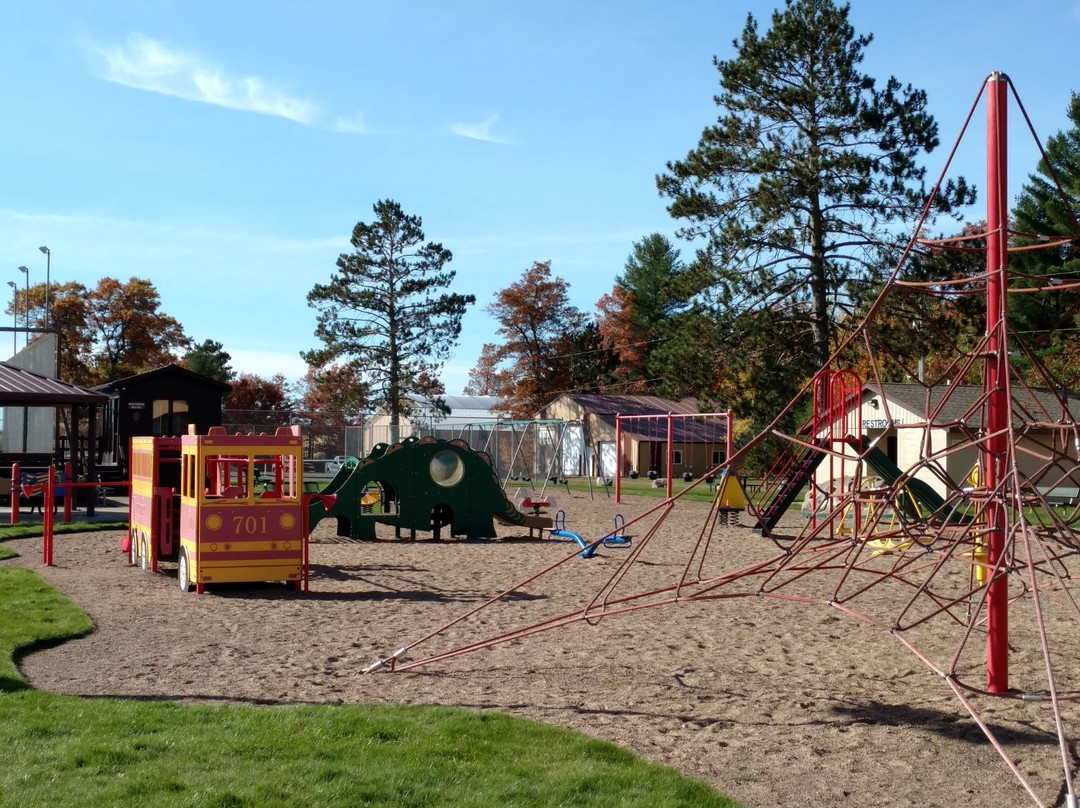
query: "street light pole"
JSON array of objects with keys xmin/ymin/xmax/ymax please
[
  {"xmin": 17, "ymin": 266, "xmax": 28, "ymax": 346},
  {"xmin": 38, "ymin": 246, "xmax": 50, "ymax": 330},
  {"xmin": 6, "ymin": 281, "xmax": 15, "ymax": 354}
]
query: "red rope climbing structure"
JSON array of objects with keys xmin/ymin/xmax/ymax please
[{"xmin": 364, "ymin": 73, "xmax": 1080, "ymax": 807}]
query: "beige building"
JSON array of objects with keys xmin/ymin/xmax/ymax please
[
  {"xmin": 537, "ymin": 394, "xmax": 728, "ymax": 479},
  {"xmin": 815, "ymin": 382, "xmax": 1080, "ymax": 501},
  {"xmin": 362, "ymin": 395, "xmax": 502, "ymax": 453}
]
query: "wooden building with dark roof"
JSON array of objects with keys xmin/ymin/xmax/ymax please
[{"xmin": 95, "ymin": 364, "xmax": 232, "ymax": 478}]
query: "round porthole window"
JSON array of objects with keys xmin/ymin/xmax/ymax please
[{"xmin": 429, "ymin": 450, "xmax": 465, "ymax": 488}]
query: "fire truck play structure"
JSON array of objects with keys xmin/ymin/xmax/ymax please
[
  {"xmin": 128, "ymin": 426, "xmax": 312, "ymax": 593},
  {"xmin": 359, "ymin": 74, "xmax": 1080, "ymax": 806}
]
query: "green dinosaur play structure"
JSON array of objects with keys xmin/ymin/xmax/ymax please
[{"xmin": 308, "ymin": 436, "xmax": 553, "ymax": 540}]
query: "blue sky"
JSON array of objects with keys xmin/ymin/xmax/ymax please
[{"xmin": 3, "ymin": 1, "xmax": 1080, "ymax": 395}]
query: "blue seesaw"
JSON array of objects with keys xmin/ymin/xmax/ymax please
[{"xmin": 549, "ymin": 511, "xmax": 633, "ymax": 559}]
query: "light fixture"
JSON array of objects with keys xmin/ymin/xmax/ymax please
[
  {"xmin": 38, "ymin": 246, "xmax": 50, "ymax": 329},
  {"xmin": 17, "ymin": 266, "xmax": 28, "ymax": 346},
  {"xmin": 5, "ymin": 281, "xmax": 15, "ymax": 354}
]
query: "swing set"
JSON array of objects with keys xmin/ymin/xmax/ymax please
[
  {"xmin": 614, "ymin": 410, "xmax": 734, "ymax": 502},
  {"xmin": 456, "ymin": 418, "xmax": 585, "ymax": 497}
]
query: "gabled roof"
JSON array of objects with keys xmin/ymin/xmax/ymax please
[
  {"xmin": 0, "ymin": 363, "xmax": 108, "ymax": 406},
  {"xmin": 96, "ymin": 364, "xmax": 232, "ymax": 394},
  {"xmin": 866, "ymin": 382, "xmax": 1080, "ymax": 426},
  {"xmin": 403, "ymin": 394, "xmax": 504, "ymax": 426},
  {"xmin": 553, "ymin": 393, "xmax": 702, "ymax": 417}
]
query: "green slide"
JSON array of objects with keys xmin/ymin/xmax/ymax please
[{"xmin": 845, "ymin": 436, "xmax": 955, "ymax": 522}]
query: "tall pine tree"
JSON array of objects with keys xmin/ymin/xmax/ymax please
[
  {"xmin": 657, "ymin": 0, "xmax": 972, "ymax": 381},
  {"xmin": 304, "ymin": 200, "xmax": 474, "ymax": 441},
  {"xmin": 1011, "ymin": 92, "xmax": 1080, "ymax": 339},
  {"xmin": 596, "ymin": 233, "xmax": 688, "ymax": 391}
]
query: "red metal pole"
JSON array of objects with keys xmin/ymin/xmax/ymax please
[
  {"xmin": 43, "ymin": 466, "xmax": 55, "ymax": 566},
  {"xmin": 666, "ymin": 412, "xmax": 674, "ymax": 500},
  {"xmin": 985, "ymin": 71, "xmax": 1009, "ymax": 694},
  {"xmin": 615, "ymin": 415, "xmax": 623, "ymax": 504},
  {"xmin": 10, "ymin": 462, "xmax": 19, "ymax": 526}
]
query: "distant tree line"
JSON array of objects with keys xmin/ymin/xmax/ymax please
[{"xmin": 27, "ymin": 0, "xmax": 1080, "ymax": 465}]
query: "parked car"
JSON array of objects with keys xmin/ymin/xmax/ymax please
[{"xmin": 327, "ymin": 455, "xmax": 349, "ymax": 472}]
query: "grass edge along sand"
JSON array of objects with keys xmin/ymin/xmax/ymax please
[{"xmin": 0, "ymin": 565, "xmax": 743, "ymax": 808}]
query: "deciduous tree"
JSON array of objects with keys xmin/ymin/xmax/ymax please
[
  {"xmin": 304, "ymin": 200, "xmax": 474, "ymax": 442},
  {"xmin": 466, "ymin": 261, "xmax": 588, "ymax": 418},
  {"xmin": 224, "ymin": 372, "xmax": 293, "ymax": 430},
  {"xmin": 38, "ymin": 277, "xmax": 189, "ymax": 385},
  {"xmin": 298, "ymin": 364, "xmax": 369, "ymax": 416},
  {"xmin": 86, "ymin": 277, "xmax": 190, "ymax": 383}
]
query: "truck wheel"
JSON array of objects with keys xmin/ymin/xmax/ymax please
[
  {"xmin": 140, "ymin": 536, "xmax": 150, "ymax": 571},
  {"xmin": 178, "ymin": 549, "xmax": 191, "ymax": 593},
  {"xmin": 128, "ymin": 529, "xmax": 138, "ymax": 566}
]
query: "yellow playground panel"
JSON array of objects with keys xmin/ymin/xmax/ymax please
[
  {"xmin": 715, "ymin": 472, "xmax": 747, "ymax": 524},
  {"xmin": 129, "ymin": 425, "xmax": 309, "ymax": 594},
  {"xmin": 178, "ymin": 426, "xmax": 307, "ymax": 593}
]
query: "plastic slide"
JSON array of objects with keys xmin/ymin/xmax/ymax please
[
  {"xmin": 319, "ymin": 456, "xmax": 358, "ymax": 498},
  {"xmin": 844, "ymin": 436, "xmax": 956, "ymax": 521}
]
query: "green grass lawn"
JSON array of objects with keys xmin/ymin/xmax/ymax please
[
  {"xmin": 513, "ymin": 477, "xmax": 788, "ymax": 510},
  {"xmin": 0, "ymin": 564, "xmax": 743, "ymax": 808},
  {"xmin": 510, "ymin": 477, "xmax": 746, "ymax": 504}
]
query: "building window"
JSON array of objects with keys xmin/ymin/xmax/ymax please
[
  {"xmin": 152, "ymin": 399, "xmax": 190, "ymax": 435},
  {"xmin": 711, "ymin": 450, "xmax": 723, "ymax": 465},
  {"xmin": 672, "ymin": 449, "xmax": 683, "ymax": 466}
]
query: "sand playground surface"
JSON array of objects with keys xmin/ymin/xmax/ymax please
[{"xmin": 5, "ymin": 492, "xmax": 1080, "ymax": 807}]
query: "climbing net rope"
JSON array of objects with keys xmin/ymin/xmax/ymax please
[{"xmin": 364, "ymin": 74, "xmax": 1080, "ymax": 808}]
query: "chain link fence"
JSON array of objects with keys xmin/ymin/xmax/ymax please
[{"xmin": 222, "ymin": 409, "xmax": 361, "ymax": 471}]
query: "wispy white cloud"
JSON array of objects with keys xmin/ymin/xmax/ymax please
[
  {"xmin": 334, "ymin": 113, "xmax": 367, "ymax": 134},
  {"xmin": 449, "ymin": 113, "xmax": 511, "ymax": 144},
  {"xmin": 84, "ymin": 34, "xmax": 320, "ymax": 125}
]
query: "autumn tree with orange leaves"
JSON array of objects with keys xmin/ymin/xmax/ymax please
[
  {"xmin": 466, "ymin": 261, "xmax": 597, "ymax": 418},
  {"xmin": 26, "ymin": 277, "xmax": 190, "ymax": 386}
]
